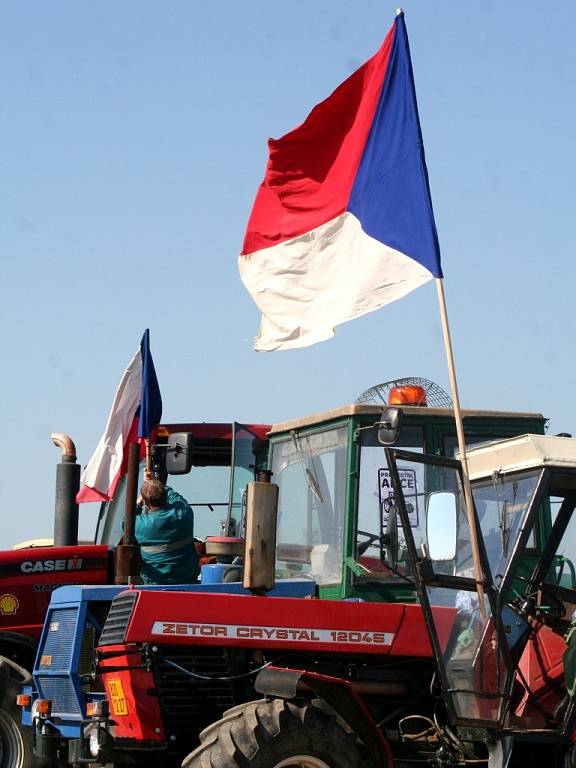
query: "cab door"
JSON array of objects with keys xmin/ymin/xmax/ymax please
[{"xmin": 385, "ymin": 448, "xmax": 515, "ymax": 727}]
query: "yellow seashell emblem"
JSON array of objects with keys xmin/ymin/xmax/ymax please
[{"xmin": 0, "ymin": 594, "xmax": 19, "ymax": 615}]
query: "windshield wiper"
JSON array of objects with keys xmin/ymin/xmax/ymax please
[
  {"xmin": 493, "ymin": 475, "xmax": 516, "ymax": 559},
  {"xmin": 291, "ymin": 431, "xmax": 324, "ymax": 503}
]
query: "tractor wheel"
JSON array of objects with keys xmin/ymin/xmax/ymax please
[
  {"xmin": 0, "ymin": 657, "xmax": 44, "ymax": 768},
  {"xmin": 565, "ymin": 743, "xmax": 576, "ymax": 768},
  {"xmin": 182, "ymin": 698, "xmax": 370, "ymax": 768}
]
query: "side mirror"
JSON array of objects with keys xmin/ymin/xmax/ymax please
[
  {"xmin": 426, "ymin": 492, "xmax": 457, "ymax": 561},
  {"xmin": 165, "ymin": 432, "xmax": 194, "ymax": 475},
  {"xmin": 376, "ymin": 407, "xmax": 402, "ymax": 446}
]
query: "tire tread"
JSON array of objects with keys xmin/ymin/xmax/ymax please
[{"xmin": 182, "ymin": 698, "xmax": 369, "ymax": 768}]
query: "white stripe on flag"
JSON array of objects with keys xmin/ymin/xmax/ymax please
[
  {"xmin": 239, "ymin": 211, "xmax": 432, "ymax": 352},
  {"xmin": 80, "ymin": 347, "xmax": 142, "ymax": 498}
]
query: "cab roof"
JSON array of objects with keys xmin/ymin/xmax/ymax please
[
  {"xmin": 157, "ymin": 423, "xmax": 270, "ymax": 441},
  {"xmin": 268, "ymin": 404, "xmax": 544, "ymax": 436},
  {"xmin": 466, "ymin": 434, "xmax": 576, "ymax": 480}
]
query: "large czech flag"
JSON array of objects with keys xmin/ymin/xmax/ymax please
[
  {"xmin": 240, "ymin": 11, "xmax": 442, "ymax": 351},
  {"xmin": 77, "ymin": 329, "xmax": 162, "ymax": 503}
]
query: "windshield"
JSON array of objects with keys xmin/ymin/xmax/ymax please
[
  {"xmin": 271, "ymin": 426, "xmax": 348, "ymax": 586},
  {"xmin": 356, "ymin": 426, "xmax": 424, "ymax": 576},
  {"xmin": 549, "ymin": 494, "xmax": 576, "ymax": 590},
  {"xmin": 391, "ymin": 463, "xmax": 541, "ymax": 584},
  {"xmin": 96, "ymin": 425, "xmax": 265, "ymax": 546},
  {"xmin": 97, "ymin": 462, "xmax": 235, "ymax": 546},
  {"xmin": 472, "ymin": 471, "xmax": 541, "ymax": 583}
]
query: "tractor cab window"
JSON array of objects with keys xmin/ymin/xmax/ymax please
[
  {"xmin": 547, "ymin": 493, "xmax": 576, "ymax": 591},
  {"xmin": 471, "ymin": 472, "xmax": 541, "ymax": 585},
  {"xmin": 97, "ymin": 463, "xmax": 247, "ymax": 547},
  {"xmin": 271, "ymin": 426, "xmax": 348, "ymax": 586},
  {"xmin": 500, "ymin": 480, "xmax": 576, "ymax": 620},
  {"xmin": 98, "ymin": 461, "xmax": 234, "ymax": 546},
  {"xmin": 96, "ymin": 426, "xmax": 265, "ymax": 546},
  {"xmin": 355, "ymin": 426, "xmax": 424, "ymax": 576}
]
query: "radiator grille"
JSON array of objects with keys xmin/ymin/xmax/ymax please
[
  {"xmin": 98, "ymin": 592, "xmax": 138, "ymax": 646},
  {"xmin": 35, "ymin": 608, "xmax": 98, "ymax": 718},
  {"xmin": 41, "ymin": 608, "xmax": 78, "ymax": 667},
  {"xmin": 79, "ymin": 625, "xmax": 97, "ymax": 683},
  {"xmin": 152, "ymin": 646, "xmax": 250, "ymax": 746},
  {"xmin": 35, "ymin": 677, "xmax": 81, "ymax": 717}
]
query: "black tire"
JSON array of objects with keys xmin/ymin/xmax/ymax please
[
  {"xmin": 182, "ymin": 698, "xmax": 368, "ymax": 768},
  {"xmin": 565, "ymin": 743, "xmax": 576, "ymax": 768},
  {"xmin": 0, "ymin": 657, "xmax": 46, "ymax": 768}
]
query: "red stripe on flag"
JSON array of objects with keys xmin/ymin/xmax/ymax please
[{"xmin": 242, "ymin": 23, "xmax": 395, "ymax": 255}]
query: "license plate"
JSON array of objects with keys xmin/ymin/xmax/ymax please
[{"xmin": 107, "ymin": 678, "xmax": 128, "ymax": 716}]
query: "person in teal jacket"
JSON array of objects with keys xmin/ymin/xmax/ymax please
[{"xmin": 136, "ymin": 474, "xmax": 199, "ymax": 584}]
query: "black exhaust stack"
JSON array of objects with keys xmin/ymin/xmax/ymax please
[{"xmin": 51, "ymin": 433, "xmax": 80, "ymax": 547}]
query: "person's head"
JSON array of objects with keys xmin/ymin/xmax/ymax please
[{"xmin": 141, "ymin": 478, "xmax": 167, "ymax": 510}]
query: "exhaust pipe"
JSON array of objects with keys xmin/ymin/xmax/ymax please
[
  {"xmin": 115, "ymin": 441, "xmax": 141, "ymax": 584},
  {"xmin": 243, "ymin": 470, "xmax": 278, "ymax": 593},
  {"xmin": 51, "ymin": 433, "xmax": 80, "ymax": 547}
]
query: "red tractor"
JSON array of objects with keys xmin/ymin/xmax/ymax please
[
  {"xmin": 0, "ymin": 421, "xmax": 269, "ymax": 767},
  {"xmin": 23, "ymin": 387, "xmax": 566, "ymax": 768}
]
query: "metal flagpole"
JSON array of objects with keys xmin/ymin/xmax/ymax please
[{"xmin": 435, "ymin": 278, "xmax": 486, "ymax": 613}]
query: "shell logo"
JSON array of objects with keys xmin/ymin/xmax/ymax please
[{"xmin": 0, "ymin": 594, "xmax": 19, "ymax": 615}]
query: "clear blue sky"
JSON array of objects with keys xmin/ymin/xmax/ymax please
[{"xmin": 2, "ymin": 1, "xmax": 575, "ymax": 545}]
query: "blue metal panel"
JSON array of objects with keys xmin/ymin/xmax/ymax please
[
  {"xmin": 125, "ymin": 579, "xmax": 316, "ymax": 598},
  {"xmin": 40, "ymin": 608, "xmax": 78, "ymax": 667},
  {"xmin": 33, "ymin": 601, "xmax": 90, "ymax": 718},
  {"xmin": 46, "ymin": 579, "xmax": 315, "ymax": 610},
  {"xmin": 47, "ymin": 584, "xmax": 126, "ymax": 606},
  {"xmin": 35, "ymin": 677, "xmax": 81, "ymax": 716}
]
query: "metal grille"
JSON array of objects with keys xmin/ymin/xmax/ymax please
[
  {"xmin": 36, "ymin": 676, "xmax": 81, "ymax": 717},
  {"xmin": 40, "ymin": 607, "xmax": 78, "ymax": 668},
  {"xmin": 36, "ymin": 621, "xmax": 97, "ymax": 717},
  {"xmin": 152, "ymin": 646, "xmax": 249, "ymax": 746},
  {"xmin": 98, "ymin": 592, "xmax": 138, "ymax": 646},
  {"xmin": 356, "ymin": 377, "xmax": 453, "ymax": 408},
  {"xmin": 79, "ymin": 625, "xmax": 96, "ymax": 684}
]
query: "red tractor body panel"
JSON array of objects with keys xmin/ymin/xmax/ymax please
[
  {"xmin": 99, "ymin": 651, "xmax": 165, "ymax": 741},
  {"xmin": 516, "ymin": 624, "xmax": 567, "ymax": 718},
  {"xmin": 117, "ymin": 589, "xmax": 455, "ymax": 656},
  {"xmin": 97, "ymin": 590, "xmax": 456, "ymax": 741},
  {"xmin": 0, "ymin": 544, "xmax": 109, "ymax": 642}
]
